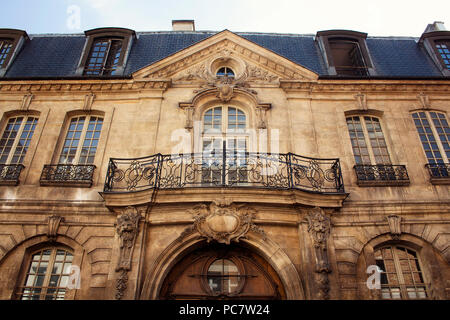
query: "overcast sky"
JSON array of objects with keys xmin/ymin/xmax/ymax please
[{"xmin": 3, "ymin": 0, "xmax": 449, "ymax": 37}]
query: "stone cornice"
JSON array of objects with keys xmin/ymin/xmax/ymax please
[{"xmin": 0, "ymin": 78, "xmax": 172, "ymax": 93}]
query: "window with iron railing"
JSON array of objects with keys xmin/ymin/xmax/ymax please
[
  {"xmin": 412, "ymin": 111, "xmax": 450, "ymax": 181},
  {"xmin": 0, "ymin": 116, "xmax": 38, "ymax": 184}
]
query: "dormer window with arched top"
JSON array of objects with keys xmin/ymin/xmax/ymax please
[
  {"xmin": 316, "ymin": 30, "xmax": 375, "ymax": 77},
  {"xmin": 76, "ymin": 28, "xmax": 135, "ymax": 77}
]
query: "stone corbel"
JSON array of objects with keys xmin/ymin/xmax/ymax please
[
  {"xmin": 47, "ymin": 215, "xmax": 64, "ymax": 242},
  {"xmin": 83, "ymin": 93, "xmax": 96, "ymax": 111},
  {"xmin": 305, "ymin": 207, "xmax": 332, "ymax": 299},
  {"xmin": 20, "ymin": 93, "xmax": 34, "ymax": 111},
  {"xmin": 256, "ymin": 103, "xmax": 271, "ymax": 129},
  {"xmin": 355, "ymin": 92, "xmax": 367, "ymax": 111},
  {"xmin": 179, "ymin": 103, "xmax": 195, "ymax": 130},
  {"xmin": 386, "ymin": 215, "xmax": 402, "ymax": 240},
  {"xmin": 115, "ymin": 206, "xmax": 141, "ymax": 300},
  {"xmin": 417, "ymin": 92, "xmax": 430, "ymax": 110}
]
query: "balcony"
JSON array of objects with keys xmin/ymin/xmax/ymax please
[
  {"xmin": 104, "ymin": 152, "xmax": 345, "ymax": 194},
  {"xmin": 40, "ymin": 164, "xmax": 96, "ymax": 187},
  {"xmin": 425, "ymin": 163, "xmax": 450, "ymax": 185},
  {"xmin": 354, "ymin": 164, "xmax": 410, "ymax": 187},
  {"xmin": 0, "ymin": 164, "xmax": 25, "ymax": 186}
]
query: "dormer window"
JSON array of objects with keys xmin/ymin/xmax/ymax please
[
  {"xmin": 0, "ymin": 39, "xmax": 13, "ymax": 68},
  {"xmin": 328, "ymin": 38, "xmax": 368, "ymax": 76},
  {"xmin": 0, "ymin": 29, "xmax": 28, "ymax": 77},
  {"xmin": 435, "ymin": 40, "xmax": 450, "ymax": 70},
  {"xmin": 84, "ymin": 38, "xmax": 123, "ymax": 76},
  {"xmin": 216, "ymin": 67, "xmax": 235, "ymax": 78},
  {"xmin": 316, "ymin": 30, "xmax": 375, "ymax": 77},
  {"xmin": 419, "ymin": 22, "xmax": 450, "ymax": 76},
  {"xmin": 76, "ymin": 28, "xmax": 135, "ymax": 77}
]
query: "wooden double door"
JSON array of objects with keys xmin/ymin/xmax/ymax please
[{"xmin": 160, "ymin": 244, "xmax": 286, "ymax": 300}]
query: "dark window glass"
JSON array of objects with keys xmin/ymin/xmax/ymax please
[
  {"xmin": 84, "ymin": 38, "xmax": 123, "ymax": 76},
  {"xmin": 435, "ymin": 41, "xmax": 450, "ymax": 70},
  {"xmin": 329, "ymin": 38, "xmax": 368, "ymax": 76},
  {"xmin": 0, "ymin": 39, "xmax": 13, "ymax": 67}
]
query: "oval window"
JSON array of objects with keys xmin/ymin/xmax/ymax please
[{"xmin": 207, "ymin": 259, "xmax": 240, "ymax": 294}]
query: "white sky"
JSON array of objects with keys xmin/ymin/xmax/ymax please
[{"xmin": 3, "ymin": 0, "xmax": 450, "ymax": 37}]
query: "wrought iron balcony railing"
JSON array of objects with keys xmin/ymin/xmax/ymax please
[
  {"xmin": 354, "ymin": 164, "xmax": 410, "ymax": 186},
  {"xmin": 104, "ymin": 152, "xmax": 345, "ymax": 194},
  {"xmin": 40, "ymin": 164, "xmax": 96, "ymax": 187},
  {"xmin": 425, "ymin": 163, "xmax": 450, "ymax": 184},
  {"xmin": 0, "ymin": 164, "xmax": 25, "ymax": 186}
]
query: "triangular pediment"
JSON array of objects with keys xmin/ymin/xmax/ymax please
[{"xmin": 132, "ymin": 30, "xmax": 318, "ymax": 83}]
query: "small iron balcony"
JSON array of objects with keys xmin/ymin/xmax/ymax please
[
  {"xmin": 425, "ymin": 163, "xmax": 450, "ymax": 185},
  {"xmin": 104, "ymin": 152, "xmax": 345, "ymax": 194},
  {"xmin": 40, "ymin": 164, "xmax": 96, "ymax": 187},
  {"xmin": 354, "ymin": 164, "xmax": 410, "ymax": 187},
  {"xmin": 0, "ymin": 164, "xmax": 25, "ymax": 186}
]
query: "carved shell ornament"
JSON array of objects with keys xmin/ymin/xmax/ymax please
[{"xmin": 186, "ymin": 200, "xmax": 263, "ymax": 244}]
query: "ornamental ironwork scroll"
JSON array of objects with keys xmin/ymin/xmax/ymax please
[
  {"xmin": 305, "ymin": 207, "xmax": 332, "ymax": 300},
  {"xmin": 104, "ymin": 152, "xmax": 344, "ymax": 194},
  {"xmin": 115, "ymin": 206, "xmax": 141, "ymax": 300}
]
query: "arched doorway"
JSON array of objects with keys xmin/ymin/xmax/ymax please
[{"xmin": 160, "ymin": 243, "xmax": 286, "ymax": 300}]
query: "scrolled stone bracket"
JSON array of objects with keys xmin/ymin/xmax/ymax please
[
  {"xmin": 114, "ymin": 206, "xmax": 141, "ymax": 300},
  {"xmin": 305, "ymin": 206, "xmax": 332, "ymax": 300},
  {"xmin": 47, "ymin": 215, "xmax": 64, "ymax": 242}
]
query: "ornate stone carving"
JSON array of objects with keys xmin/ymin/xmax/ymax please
[
  {"xmin": 115, "ymin": 206, "xmax": 141, "ymax": 300},
  {"xmin": 305, "ymin": 207, "xmax": 332, "ymax": 299},
  {"xmin": 387, "ymin": 215, "xmax": 402, "ymax": 240},
  {"xmin": 256, "ymin": 103, "xmax": 271, "ymax": 129},
  {"xmin": 47, "ymin": 215, "xmax": 64, "ymax": 241},
  {"xmin": 182, "ymin": 200, "xmax": 264, "ymax": 244}
]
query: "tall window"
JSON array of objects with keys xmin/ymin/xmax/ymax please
[
  {"xmin": 346, "ymin": 116, "xmax": 391, "ymax": 165},
  {"xmin": 329, "ymin": 38, "xmax": 368, "ymax": 76},
  {"xmin": 59, "ymin": 116, "xmax": 103, "ymax": 165},
  {"xmin": 435, "ymin": 40, "xmax": 450, "ymax": 70},
  {"xmin": 0, "ymin": 39, "xmax": 13, "ymax": 68},
  {"xmin": 84, "ymin": 38, "xmax": 123, "ymax": 76},
  {"xmin": 19, "ymin": 248, "xmax": 73, "ymax": 300},
  {"xmin": 375, "ymin": 246, "xmax": 428, "ymax": 300},
  {"xmin": 202, "ymin": 106, "xmax": 247, "ymax": 184},
  {"xmin": 412, "ymin": 111, "xmax": 450, "ymax": 164},
  {"xmin": 0, "ymin": 116, "xmax": 38, "ymax": 165}
]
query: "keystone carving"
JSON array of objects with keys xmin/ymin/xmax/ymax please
[
  {"xmin": 20, "ymin": 94, "xmax": 34, "ymax": 111},
  {"xmin": 417, "ymin": 92, "xmax": 430, "ymax": 109},
  {"xmin": 83, "ymin": 93, "xmax": 96, "ymax": 111},
  {"xmin": 47, "ymin": 215, "xmax": 64, "ymax": 241},
  {"xmin": 305, "ymin": 207, "xmax": 332, "ymax": 300},
  {"xmin": 387, "ymin": 215, "xmax": 402, "ymax": 240},
  {"xmin": 181, "ymin": 200, "xmax": 265, "ymax": 244},
  {"xmin": 355, "ymin": 92, "xmax": 367, "ymax": 111},
  {"xmin": 115, "ymin": 206, "xmax": 141, "ymax": 300}
]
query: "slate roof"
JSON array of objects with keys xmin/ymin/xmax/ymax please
[{"xmin": 2, "ymin": 30, "xmax": 448, "ymax": 79}]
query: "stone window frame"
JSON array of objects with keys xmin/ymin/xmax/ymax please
[
  {"xmin": 419, "ymin": 31, "xmax": 450, "ymax": 76},
  {"xmin": 75, "ymin": 27, "xmax": 136, "ymax": 77},
  {"xmin": 316, "ymin": 30, "xmax": 376, "ymax": 76},
  {"xmin": 0, "ymin": 29, "xmax": 28, "ymax": 77},
  {"xmin": 16, "ymin": 246, "xmax": 74, "ymax": 300},
  {"xmin": 344, "ymin": 110, "xmax": 395, "ymax": 166}
]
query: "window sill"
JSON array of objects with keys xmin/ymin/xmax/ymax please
[
  {"xmin": 429, "ymin": 177, "xmax": 450, "ymax": 185},
  {"xmin": 39, "ymin": 180, "xmax": 93, "ymax": 188},
  {"xmin": 356, "ymin": 179, "xmax": 410, "ymax": 187}
]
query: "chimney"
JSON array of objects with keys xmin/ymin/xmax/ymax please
[
  {"xmin": 172, "ymin": 20, "xmax": 195, "ymax": 31},
  {"xmin": 423, "ymin": 21, "xmax": 446, "ymax": 33}
]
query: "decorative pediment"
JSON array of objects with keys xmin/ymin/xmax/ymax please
[{"xmin": 132, "ymin": 30, "xmax": 318, "ymax": 83}]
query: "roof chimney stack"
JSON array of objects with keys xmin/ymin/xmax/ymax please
[
  {"xmin": 423, "ymin": 21, "xmax": 446, "ymax": 33},
  {"xmin": 172, "ymin": 20, "xmax": 195, "ymax": 31}
]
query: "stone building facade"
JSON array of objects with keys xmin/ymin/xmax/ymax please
[{"xmin": 0, "ymin": 21, "xmax": 449, "ymax": 300}]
